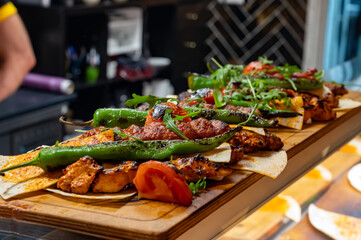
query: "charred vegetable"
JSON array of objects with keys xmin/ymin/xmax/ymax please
[{"xmin": 0, "ymin": 127, "xmax": 241, "ymax": 174}]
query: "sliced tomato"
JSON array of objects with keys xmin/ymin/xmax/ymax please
[
  {"xmin": 243, "ymin": 61, "xmax": 275, "ymax": 74},
  {"xmin": 202, "ymin": 90, "xmax": 215, "ymax": 105},
  {"xmin": 145, "ymin": 102, "xmax": 191, "ymax": 125},
  {"xmin": 133, "ymin": 160, "xmax": 193, "ymax": 206}
]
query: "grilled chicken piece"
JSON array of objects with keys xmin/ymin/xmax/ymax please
[
  {"xmin": 92, "ymin": 161, "xmax": 138, "ymax": 193},
  {"xmin": 229, "ymin": 129, "xmax": 283, "ymax": 153},
  {"xmin": 324, "ymin": 82, "xmax": 348, "ymax": 96},
  {"xmin": 57, "ymin": 156, "xmax": 102, "ymax": 194},
  {"xmin": 298, "ymin": 93, "xmax": 336, "ymax": 122},
  {"xmin": 171, "ymin": 154, "xmax": 233, "ymax": 182}
]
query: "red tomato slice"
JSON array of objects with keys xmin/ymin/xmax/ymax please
[
  {"xmin": 202, "ymin": 90, "xmax": 215, "ymax": 105},
  {"xmin": 133, "ymin": 160, "xmax": 193, "ymax": 206},
  {"xmin": 243, "ymin": 61, "xmax": 275, "ymax": 74}
]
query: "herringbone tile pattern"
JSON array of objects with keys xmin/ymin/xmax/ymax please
[{"xmin": 205, "ymin": 0, "xmax": 307, "ymax": 66}]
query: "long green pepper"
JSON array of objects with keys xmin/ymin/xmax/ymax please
[
  {"xmin": 188, "ymin": 74, "xmax": 323, "ymax": 91},
  {"xmin": 92, "ymin": 107, "xmax": 278, "ymax": 128},
  {"xmin": 0, "ymin": 127, "xmax": 241, "ymax": 174}
]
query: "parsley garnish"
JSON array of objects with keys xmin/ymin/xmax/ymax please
[{"xmin": 189, "ymin": 177, "xmax": 207, "ymax": 195}]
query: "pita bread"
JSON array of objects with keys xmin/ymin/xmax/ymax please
[
  {"xmin": 231, "ymin": 150, "xmax": 287, "ymax": 179},
  {"xmin": 308, "ymin": 204, "xmax": 361, "ymax": 240},
  {"xmin": 0, "ymin": 129, "xmax": 114, "ymax": 200}
]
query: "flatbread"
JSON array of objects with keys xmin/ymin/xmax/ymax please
[
  {"xmin": 259, "ymin": 194, "xmax": 301, "ymax": 222},
  {"xmin": 202, "ymin": 143, "xmax": 232, "ymax": 163},
  {"xmin": 305, "ymin": 165, "xmax": 333, "ymax": 181},
  {"xmin": 347, "ymin": 163, "xmax": 361, "ymax": 193},
  {"xmin": 308, "ymin": 204, "xmax": 361, "ymax": 240},
  {"xmin": 0, "ymin": 129, "xmax": 114, "ymax": 200},
  {"xmin": 277, "ymin": 96, "xmax": 304, "ymax": 130},
  {"xmin": 231, "ymin": 150, "xmax": 287, "ymax": 179},
  {"xmin": 46, "ymin": 187, "xmax": 137, "ymax": 200},
  {"xmin": 335, "ymin": 98, "xmax": 361, "ymax": 111}
]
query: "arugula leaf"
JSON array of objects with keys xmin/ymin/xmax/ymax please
[
  {"xmin": 172, "ymin": 111, "xmax": 200, "ymax": 121},
  {"xmin": 74, "ymin": 129, "xmax": 87, "ymax": 133},
  {"xmin": 285, "ymin": 77, "xmax": 298, "ymax": 91},
  {"xmin": 163, "ymin": 109, "xmax": 189, "ymax": 140},
  {"xmin": 237, "ymin": 103, "xmax": 259, "ymax": 126},
  {"xmin": 213, "ymin": 87, "xmax": 226, "ymax": 108},
  {"xmin": 189, "ymin": 177, "xmax": 207, "ymax": 195},
  {"xmin": 169, "ymin": 155, "xmax": 174, "ymax": 165},
  {"xmin": 258, "ymin": 56, "xmax": 273, "ymax": 65},
  {"xmin": 113, "ymin": 128, "xmax": 144, "ymax": 143},
  {"xmin": 125, "ymin": 94, "xmax": 178, "ymax": 109},
  {"xmin": 314, "ymin": 70, "xmax": 324, "ymax": 80},
  {"xmin": 211, "ymin": 57, "xmax": 224, "ymax": 69},
  {"xmin": 55, "ymin": 140, "xmax": 59, "ymax": 147}
]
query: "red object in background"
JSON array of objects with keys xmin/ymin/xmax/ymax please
[
  {"xmin": 116, "ymin": 64, "xmax": 153, "ymax": 82},
  {"xmin": 133, "ymin": 161, "xmax": 193, "ymax": 206}
]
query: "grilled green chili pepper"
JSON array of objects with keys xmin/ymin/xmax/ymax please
[
  {"xmin": 0, "ymin": 127, "xmax": 241, "ymax": 174},
  {"xmin": 229, "ymin": 100, "xmax": 301, "ymax": 119},
  {"xmin": 188, "ymin": 73, "xmax": 214, "ymax": 90},
  {"xmin": 91, "ymin": 107, "xmax": 277, "ymax": 128},
  {"xmin": 182, "ymin": 107, "xmax": 278, "ymax": 127},
  {"xmin": 188, "ymin": 73, "xmax": 322, "ymax": 91},
  {"xmin": 236, "ymin": 77, "xmax": 323, "ymax": 91},
  {"xmin": 94, "ymin": 108, "xmax": 147, "ymax": 128}
]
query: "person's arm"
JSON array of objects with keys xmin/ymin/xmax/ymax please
[{"xmin": 0, "ymin": 11, "xmax": 36, "ymax": 101}]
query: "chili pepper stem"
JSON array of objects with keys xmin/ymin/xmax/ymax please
[
  {"xmin": 59, "ymin": 116, "xmax": 94, "ymax": 127},
  {"xmin": 0, "ymin": 156, "xmax": 41, "ymax": 174}
]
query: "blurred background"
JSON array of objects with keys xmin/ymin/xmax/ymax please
[{"xmin": 0, "ymin": 0, "xmax": 360, "ymax": 154}]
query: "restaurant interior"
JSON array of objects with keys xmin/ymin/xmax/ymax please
[{"xmin": 0, "ymin": 0, "xmax": 360, "ymax": 239}]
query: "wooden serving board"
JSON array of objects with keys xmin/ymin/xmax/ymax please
[
  {"xmin": 1, "ymin": 92, "xmax": 361, "ymax": 240},
  {"xmin": 219, "ymin": 139, "xmax": 361, "ymax": 240}
]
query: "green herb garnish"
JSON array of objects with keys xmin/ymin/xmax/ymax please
[
  {"xmin": 258, "ymin": 56, "xmax": 273, "ymax": 65},
  {"xmin": 189, "ymin": 177, "xmax": 207, "ymax": 195},
  {"xmin": 125, "ymin": 94, "xmax": 178, "ymax": 109},
  {"xmin": 170, "ymin": 155, "xmax": 174, "ymax": 165},
  {"xmin": 74, "ymin": 129, "xmax": 87, "ymax": 133},
  {"xmin": 172, "ymin": 111, "xmax": 200, "ymax": 121},
  {"xmin": 163, "ymin": 109, "xmax": 189, "ymax": 140},
  {"xmin": 113, "ymin": 128, "xmax": 144, "ymax": 143}
]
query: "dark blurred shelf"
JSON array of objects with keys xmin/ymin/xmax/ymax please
[{"xmin": 15, "ymin": 0, "xmax": 203, "ymax": 15}]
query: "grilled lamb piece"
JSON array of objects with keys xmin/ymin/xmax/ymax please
[
  {"xmin": 79, "ymin": 126, "xmax": 106, "ymax": 139},
  {"xmin": 57, "ymin": 156, "xmax": 102, "ymax": 194},
  {"xmin": 171, "ymin": 154, "xmax": 233, "ymax": 182},
  {"xmin": 117, "ymin": 118, "xmax": 231, "ymax": 141}
]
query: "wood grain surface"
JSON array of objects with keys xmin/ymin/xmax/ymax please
[
  {"xmin": 219, "ymin": 139, "xmax": 361, "ymax": 240},
  {"xmin": 0, "ymin": 92, "xmax": 361, "ymax": 240}
]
